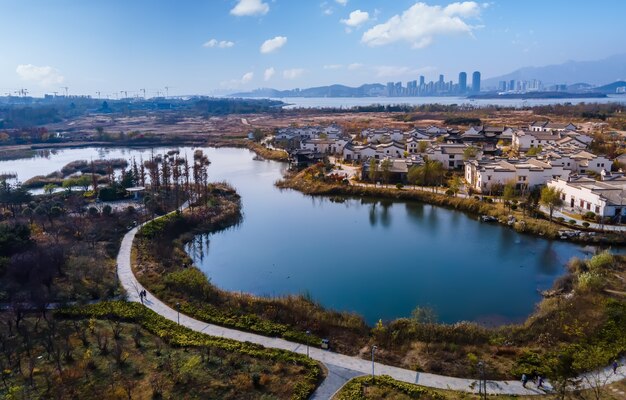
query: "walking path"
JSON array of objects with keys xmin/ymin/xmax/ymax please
[
  {"xmin": 540, "ymin": 206, "xmax": 626, "ymax": 232},
  {"xmin": 116, "ymin": 209, "xmax": 626, "ymax": 399}
]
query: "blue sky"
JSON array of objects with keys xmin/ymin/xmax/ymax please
[{"xmin": 1, "ymin": 0, "xmax": 625, "ymax": 97}]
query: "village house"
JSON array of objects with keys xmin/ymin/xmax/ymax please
[
  {"xmin": 542, "ymin": 150, "xmax": 612, "ymax": 174},
  {"xmin": 465, "ymin": 158, "xmax": 571, "ymax": 193},
  {"xmin": 361, "ymin": 156, "xmax": 425, "ymax": 183},
  {"xmin": 547, "ymin": 172, "xmax": 626, "ymax": 221},
  {"xmin": 461, "ymin": 126, "xmax": 515, "ymax": 144},
  {"xmin": 512, "ymin": 130, "xmax": 561, "ymax": 151},
  {"xmin": 343, "ymin": 141, "xmax": 406, "ymax": 161},
  {"xmin": 301, "ymin": 137, "xmax": 349, "ymax": 155},
  {"xmin": 426, "ymin": 144, "xmax": 483, "ymax": 169},
  {"xmin": 529, "ymin": 121, "xmax": 578, "ymax": 132}
]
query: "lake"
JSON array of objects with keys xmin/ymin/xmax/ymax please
[
  {"xmin": 0, "ymin": 146, "xmax": 608, "ymax": 325},
  {"xmin": 275, "ymin": 95, "xmax": 626, "ymax": 109}
]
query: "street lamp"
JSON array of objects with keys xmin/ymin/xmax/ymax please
[
  {"xmin": 175, "ymin": 302, "xmax": 181, "ymax": 325},
  {"xmin": 306, "ymin": 330, "xmax": 311, "ymax": 357},
  {"xmin": 371, "ymin": 345, "xmax": 378, "ymax": 381}
]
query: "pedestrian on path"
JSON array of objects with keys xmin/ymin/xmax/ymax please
[
  {"xmin": 613, "ymin": 360, "xmax": 619, "ymax": 374},
  {"xmin": 521, "ymin": 374, "xmax": 528, "ymax": 388},
  {"xmin": 537, "ymin": 375, "xmax": 544, "ymax": 388},
  {"xmin": 139, "ymin": 290, "xmax": 144, "ymax": 304}
]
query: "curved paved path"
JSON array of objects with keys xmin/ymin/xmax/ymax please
[{"xmin": 117, "ymin": 211, "xmax": 626, "ymax": 399}]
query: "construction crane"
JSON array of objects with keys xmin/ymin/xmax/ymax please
[
  {"xmin": 61, "ymin": 86, "xmax": 69, "ymax": 97},
  {"xmin": 164, "ymin": 86, "xmax": 172, "ymax": 98},
  {"xmin": 96, "ymin": 91, "xmax": 101, "ymax": 99},
  {"xmin": 140, "ymin": 88, "xmax": 146, "ymax": 99}
]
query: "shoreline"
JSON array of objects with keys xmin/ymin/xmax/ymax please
[{"xmin": 276, "ymin": 171, "xmax": 626, "ymax": 247}]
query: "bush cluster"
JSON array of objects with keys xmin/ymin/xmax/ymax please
[{"xmin": 56, "ymin": 301, "xmax": 323, "ymax": 400}]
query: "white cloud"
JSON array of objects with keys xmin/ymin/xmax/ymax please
[
  {"xmin": 283, "ymin": 68, "xmax": 305, "ymax": 80},
  {"xmin": 16, "ymin": 64, "xmax": 64, "ymax": 87},
  {"xmin": 241, "ymin": 72, "xmax": 254, "ymax": 84},
  {"xmin": 374, "ymin": 65, "xmax": 436, "ymax": 78},
  {"xmin": 230, "ymin": 0, "xmax": 269, "ymax": 16},
  {"xmin": 336, "ymin": 0, "xmax": 348, "ymax": 5},
  {"xmin": 341, "ymin": 10, "xmax": 370, "ymax": 27},
  {"xmin": 203, "ymin": 39, "xmax": 235, "ymax": 48},
  {"xmin": 323, "ymin": 64, "xmax": 343, "ymax": 70},
  {"xmin": 347, "ymin": 63, "xmax": 363, "ymax": 70},
  {"xmin": 362, "ymin": 1, "xmax": 481, "ymax": 48},
  {"xmin": 264, "ymin": 67, "xmax": 275, "ymax": 81},
  {"xmin": 260, "ymin": 36, "xmax": 287, "ymax": 54}
]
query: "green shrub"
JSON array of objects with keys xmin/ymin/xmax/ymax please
[
  {"xmin": 587, "ymin": 251, "xmax": 614, "ymax": 272},
  {"xmin": 568, "ymin": 219, "xmax": 576, "ymax": 225},
  {"xmin": 335, "ymin": 375, "xmax": 445, "ymax": 400},
  {"xmin": 582, "ymin": 222, "xmax": 590, "ymax": 228},
  {"xmin": 396, "ymin": 183, "xmax": 404, "ymax": 190},
  {"xmin": 56, "ymin": 301, "xmax": 322, "ymax": 400},
  {"xmin": 164, "ymin": 268, "xmax": 216, "ymax": 301},
  {"xmin": 577, "ymin": 272, "xmax": 605, "ymax": 292},
  {"xmin": 583, "ymin": 211, "xmax": 596, "ymax": 221}
]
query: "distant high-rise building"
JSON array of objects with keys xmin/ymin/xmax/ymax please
[
  {"xmin": 471, "ymin": 71, "xmax": 481, "ymax": 93},
  {"xmin": 508, "ymin": 80, "xmax": 515, "ymax": 91},
  {"xmin": 498, "ymin": 81, "xmax": 507, "ymax": 92},
  {"xmin": 386, "ymin": 82, "xmax": 394, "ymax": 96},
  {"xmin": 419, "ymin": 75, "xmax": 425, "ymax": 87},
  {"xmin": 458, "ymin": 72, "xmax": 467, "ymax": 93},
  {"xmin": 395, "ymin": 82, "xmax": 402, "ymax": 96},
  {"xmin": 438, "ymin": 74, "xmax": 444, "ymax": 91}
]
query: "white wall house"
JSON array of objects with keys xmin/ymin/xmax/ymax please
[
  {"xmin": 301, "ymin": 138, "xmax": 349, "ymax": 155},
  {"xmin": 406, "ymin": 137, "xmax": 430, "ymax": 154},
  {"xmin": 544, "ymin": 151, "xmax": 612, "ymax": 174},
  {"xmin": 343, "ymin": 141, "xmax": 406, "ymax": 161},
  {"xmin": 465, "ymin": 158, "xmax": 571, "ymax": 193},
  {"xmin": 547, "ymin": 175, "xmax": 626, "ymax": 219},
  {"xmin": 512, "ymin": 130, "xmax": 561, "ymax": 151},
  {"xmin": 426, "ymin": 144, "xmax": 482, "ymax": 169},
  {"xmin": 529, "ymin": 121, "xmax": 577, "ymax": 132}
]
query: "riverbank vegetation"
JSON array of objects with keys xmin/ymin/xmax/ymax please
[{"xmin": 277, "ymin": 165, "xmax": 625, "ymax": 245}]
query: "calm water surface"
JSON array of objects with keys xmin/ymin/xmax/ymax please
[
  {"xmin": 277, "ymin": 95, "xmax": 626, "ymax": 109},
  {"xmin": 0, "ymin": 146, "xmax": 607, "ymax": 325}
]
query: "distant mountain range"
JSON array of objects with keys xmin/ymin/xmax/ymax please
[
  {"xmin": 230, "ymin": 83, "xmax": 385, "ymax": 98},
  {"xmin": 229, "ymin": 54, "xmax": 626, "ymax": 98},
  {"xmin": 483, "ymin": 53, "xmax": 626, "ymax": 87}
]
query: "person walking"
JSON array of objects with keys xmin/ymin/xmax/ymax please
[
  {"xmin": 521, "ymin": 373, "xmax": 528, "ymax": 388},
  {"xmin": 139, "ymin": 290, "xmax": 144, "ymax": 304},
  {"xmin": 537, "ymin": 375, "xmax": 544, "ymax": 388},
  {"xmin": 613, "ymin": 360, "xmax": 619, "ymax": 374}
]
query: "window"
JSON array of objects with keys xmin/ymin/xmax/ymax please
[
  {"xmin": 519, "ymin": 176, "xmax": 527, "ymax": 181},
  {"xmin": 487, "ymin": 176, "xmax": 492, "ymax": 181},
  {"xmin": 449, "ymin": 155, "xmax": 455, "ymax": 159},
  {"xmin": 449, "ymin": 161, "xmax": 454, "ymax": 167},
  {"xmin": 595, "ymin": 206, "xmax": 600, "ymax": 213},
  {"xmin": 580, "ymin": 199, "xmax": 584, "ymax": 208},
  {"xmin": 586, "ymin": 203, "xmax": 591, "ymax": 210}
]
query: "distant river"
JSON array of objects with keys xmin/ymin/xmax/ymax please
[
  {"xmin": 275, "ymin": 95, "xmax": 626, "ymax": 109},
  {"xmin": 0, "ymin": 146, "xmax": 617, "ymax": 325}
]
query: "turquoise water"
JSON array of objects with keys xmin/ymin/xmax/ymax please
[{"xmin": 0, "ymin": 145, "xmax": 608, "ymax": 325}]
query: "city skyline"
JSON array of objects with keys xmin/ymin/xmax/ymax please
[{"xmin": 1, "ymin": 0, "xmax": 626, "ymax": 97}]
